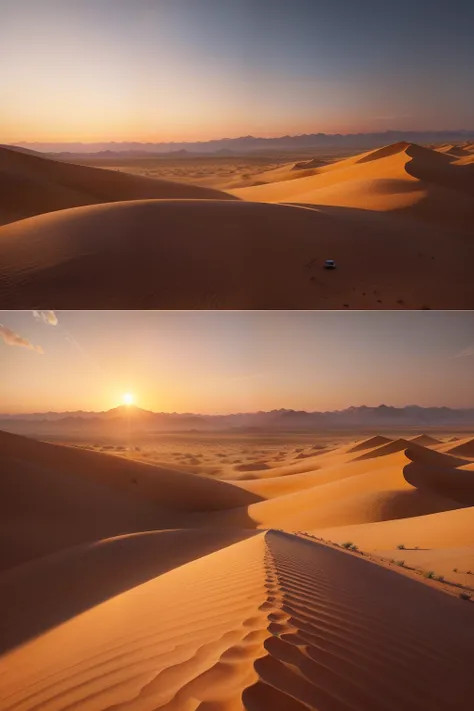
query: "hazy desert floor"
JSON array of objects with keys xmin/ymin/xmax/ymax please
[
  {"xmin": 1, "ymin": 428, "xmax": 473, "ymax": 710},
  {"xmin": 56, "ymin": 148, "xmax": 353, "ymax": 191},
  {"xmin": 1, "ymin": 141, "xmax": 473, "ymax": 308}
]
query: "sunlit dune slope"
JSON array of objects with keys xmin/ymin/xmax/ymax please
[
  {"xmin": 310, "ymin": 442, "xmax": 474, "ymax": 589},
  {"xmin": 1, "ymin": 531, "xmax": 473, "ymax": 711},
  {"xmin": 202, "ymin": 443, "xmax": 467, "ymax": 531},
  {"xmin": 0, "ymin": 528, "xmax": 257, "ymax": 656},
  {"xmin": 1, "ymin": 197, "xmax": 474, "ymax": 309},
  {"xmin": 454, "ymin": 154, "xmax": 474, "ymax": 165},
  {"xmin": 434, "ymin": 143, "xmax": 474, "ymax": 158},
  {"xmin": 231, "ymin": 440, "xmax": 392, "ymax": 499},
  {"xmin": 0, "ymin": 145, "xmax": 234, "ymax": 225},
  {"xmin": 232, "ymin": 142, "xmax": 474, "ymax": 230},
  {"xmin": 0, "ymin": 535, "xmax": 269, "ymax": 711},
  {"xmin": 314, "ymin": 504, "xmax": 474, "ymax": 551},
  {"xmin": 0, "ymin": 430, "xmax": 259, "ymax": 571}
]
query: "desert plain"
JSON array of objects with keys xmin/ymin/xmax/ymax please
[
  {"xmin": 1, "ymin": 140, "xmax": 474, "ymax": 308},
  {"xmin": 1, "ymin": 426, "xmax": 474, "ymax": 710}
]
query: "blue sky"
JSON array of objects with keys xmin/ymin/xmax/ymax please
[{"xmin": 1, "ymin": 0, "xmax": 473, "ymax": 143}]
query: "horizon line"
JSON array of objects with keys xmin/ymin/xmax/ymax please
[
  {"xmin": 11, "ymin": 128, "xmax": 474, "ymax": 148},
  {"xmin": 2, "ymin": 403, "xmax": 473, "ymax": 418}
]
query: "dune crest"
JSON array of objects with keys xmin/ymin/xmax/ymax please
[
  {"xmin": 1, "ymin": 531, "xmax": 473, "ymax": 711},
  {"xmin": 447, "ymin": 437, "xmax": 474, "ymax": 459},
  {"xmin": 1, "ymin": 140, "xmax": 474, "ymax": 308},
  {"xmin": 232, "ymin": 142, "xmax": 474, "ymax": 233},
  {"xmin": 0, "ymin": 145, "xmax": 234, "ymax": 226}
]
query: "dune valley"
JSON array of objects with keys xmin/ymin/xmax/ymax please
[
  {"xmin": 1, "ymin": 140, "xmax": 474, "ymax": 309},
  {"xmin": 1, "ymin": 427, "xmax": 474, "ymax": 710}
]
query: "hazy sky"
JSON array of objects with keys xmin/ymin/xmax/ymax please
[
  {"xmin": 1, "ymin": 0, "xmax": 473, "ymax": 144},
  {"xmin": 1, "ymin": 310, "xmax": 474, "ymax": 414}
]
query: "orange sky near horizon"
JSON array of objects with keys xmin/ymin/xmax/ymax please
[
  {"xmin": 1, "ymin": 0, "xmax": 473, "ymax": 146},
  {"xmin": 1, "ymin": 311, "xmax": 474, "ymax": 415}
]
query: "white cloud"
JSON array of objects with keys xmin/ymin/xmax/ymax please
[
  {"xmin": 0, "ymin": 325, "xmax": 44, "ymax": 354},
  {"xmin": 33, "ymin": 310, "xmax": 58, "ymax": 326}
]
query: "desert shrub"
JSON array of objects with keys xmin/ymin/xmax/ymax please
[
  {"xmin": 341, "ymin": 542, "xmax": 353, "ymax": 549},
  {"xmin": 424, "ymin": 571, "xmax": 435, "ymax": 579},
  {"xmin": 395, "ymin": 560, "xmax": 405, "ymax": 567},
  {"xmin": 459, "ymin": 592, "xmax": 472, "ymax": 601},
  {"xmin": 397, "ymin": 544, "xmax": 405, "ymax": 550},
  {"xmin": 453, "ymin": 568, "xmax": 458, "ymax": 573},
  {"xmin": 349, "ymin": 544, "xmax": 359, "ymax": 551}
]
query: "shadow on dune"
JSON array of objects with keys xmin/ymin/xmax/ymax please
[
  {"xmin": 351, "ymin": 439, "xmax": 411, "ymax": 461},
  {"xmin": 1, "ymin": 196, "xmax": 474, "ymax": 309},
  {"xmin": 242, "ymin": 529, "xmax": 474, "ymax": 710},
  {"xmin": 404, "ymin": 445, "xmax": 471, "ymax": 469},
  {"xmin": 234, "ymin": 461, "xmax": 270, "ymax": 472},
  {"xmin": 0, "ymin": 431, "xmax": 263, "ymax": 572},
  {"xmin": 0, "ymin": 529, "xmax": 257, "ymax": 656},
  {"xmin": 0, "ymin": 431, "xmax": 263, "ymax": 511},
  {"xmin": 0, "ymin": 145, "xmax": 238, "ymax": 226},
  {"xmin": 374, "ymin": 488, "xmax": 464, "ymax": 523},
  {"xmin": 347, "ymin": 435, "xmax": 392, "ymax": 453},
  {"xmin": 403, "ymin": 448, "xmax": 474, "ymax": 507},
  {"xmin": 447, "ymin": 437, "xmax": 474, "ymax": 459},
  {"xmin": 404, "ymin": 144, "xmax": 474, "ymax": 197}
]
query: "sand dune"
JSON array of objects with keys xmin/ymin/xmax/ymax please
[
  {"xmin": 409, "ymin": 434, "xmax": 442, "ymax": 446},
  {"xmin": 0, "ymin": 145, "xmax": 233, "ymax": 226},
  {"xmin": 404, "ymin": 447, "xmax": 474, "ymax": 506},
  {"xmin": 1, "ymin": 531, "xmax": 473, "ymax": 711},
  {"xmin": 2, "ymin": 195, "xmax": 474, "ymax": 308},
  {"xmin": 1, "ymin": 141, "xmax": 474, "ymax": 308},
  {"xmin": 0, "ymin": 431, "xmax": 259, "ymax": 571},
  {"xmin": 0, "ymin": 529, "xmax": 256, "ymax": 656},
  {"xmin": 350, "ymin": 438, "xmax": 414, "ymax": 460},
  {"xmin": 233, "ymin": 142, "xmax": 474, "ymax": 231},
  {"xmin": 315, "ymin": 504, "xmax": 474, "ymax": 590},
  {"xmin": 434, "ymin": 143, "xmax": 474, "ymax": 158},
  {"xmin": 315, "ymin": 504, "xmax": 474, "ymax": 551},
  {"xmin": 347, "ymin": 435, "xmax": 393, "ymax": 452},
  {"xmin": 1, "ymin": 432, "xmax": 474, "ymax": 707},
  {"xmin": 202, "ymin": 447, "xmax": 466, "ymax": 531},
  {"xmin": 446, "ymin": 437, "xmax": 474, "ymax": 458}
]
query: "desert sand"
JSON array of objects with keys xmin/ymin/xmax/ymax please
[
  {"xmin": 1, "ymin": 429, "xmax": 473, "ymax": 709},
  {"xmin": 0, "ymin": 145, "xmax": 233, "ymax": 226},
  {"xmin": 1, "ymin": 142, "xmax": 473, "ymax": 308}
]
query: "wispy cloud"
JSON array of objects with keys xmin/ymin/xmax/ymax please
[
  {"xmin": 452, "ymin": 345, "xmax": 474, "ymax": 359},
  {"xmin": 33, "ymin": 310, "xmax": 58, "ymax": 326},
  {"xmin": 0, "ymin": 325, "xmax": 44, "ymax": 354}
]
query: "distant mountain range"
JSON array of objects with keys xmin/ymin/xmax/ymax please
[
  {"xmin": 13, "ymin": 130, "xmax": 474, "ymax": 156},
  {"xmin": 1, "ymin": 405, "xmax": 474, "ymax": 435}
]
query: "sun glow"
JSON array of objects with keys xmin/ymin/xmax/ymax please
[{"xmin": 122, "ymin": 393, "xmax": 134, "ymax": 406}]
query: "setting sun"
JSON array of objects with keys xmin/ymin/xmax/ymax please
[{"xmin": 122, "ymin": 393, "xmax": 134, "ymax": 406}]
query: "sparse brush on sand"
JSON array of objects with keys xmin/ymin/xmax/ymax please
[
  {"xmin": 1, "ymin": 141, "xmax": 474, "ymax": 308},
  {"xmin": 1, "ymin": 428, "xmax": 473, "ymax": 709}
]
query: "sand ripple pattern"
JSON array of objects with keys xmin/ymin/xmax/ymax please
[
  {"xmin": 1, "ymin": 532, "xmax": 473, "ymax": 711},
  {"xmin": 241, "ymin": 531, "xmax": 474, "ymax": 710}
]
